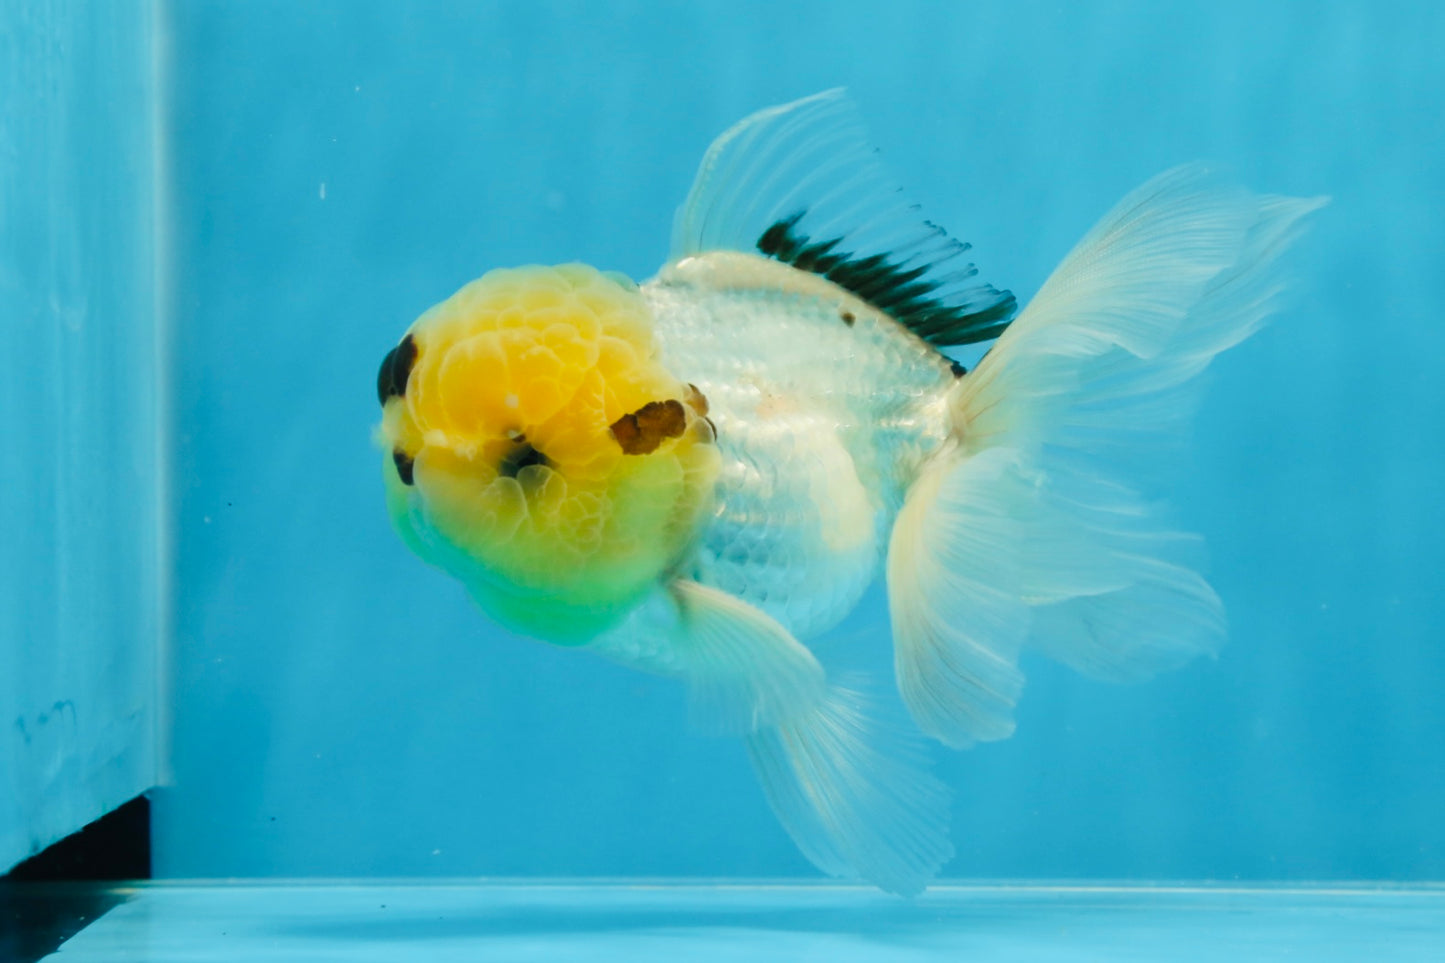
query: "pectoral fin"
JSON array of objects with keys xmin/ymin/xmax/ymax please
[{"xmin": 667, "ymin": 580, "xmax": 955, "ymax": 895}]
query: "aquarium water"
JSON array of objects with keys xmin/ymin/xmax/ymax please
[{"xmin": 2, "ymin": 1, "xmax": 1442, "ymax": 960}]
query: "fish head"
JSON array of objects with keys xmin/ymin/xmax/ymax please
[{"xmin": 376, "ymin": 263, "xmax": 718, "ymax": 644}]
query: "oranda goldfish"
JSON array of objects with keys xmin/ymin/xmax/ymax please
[{"xmin": 375, "ymin": 90, "xmax": 1323, "ymax": 894}]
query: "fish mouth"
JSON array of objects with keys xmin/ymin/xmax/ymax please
[{"xmin": 498, "ymin": 437, "xmax": 549, "ymax": 477}]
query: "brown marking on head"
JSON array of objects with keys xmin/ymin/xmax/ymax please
[
  {"xmin": 840, "ymin": 310, "xmax": 856, "ymax": 327},
  {"xmin": 610, "ymin": 399, "xmax": 687, "ymax": 455}
]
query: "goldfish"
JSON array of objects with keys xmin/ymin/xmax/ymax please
[{"xmin": 375, "ymin": 90, "xmax": 1324, "ymax": 894}]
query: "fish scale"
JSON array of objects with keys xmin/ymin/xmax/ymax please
[{"xmin": 642, "ymin": 252, "xmax": 955, "ymax": 640}]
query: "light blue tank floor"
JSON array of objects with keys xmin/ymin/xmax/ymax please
[{"xmin": 35, "ymin": 881, "xmax": 1445, "ymax": 962}]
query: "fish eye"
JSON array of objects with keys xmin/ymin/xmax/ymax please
[{"xmin": 376, "ymin": 333, "xmax": 418, "ymax": 406}]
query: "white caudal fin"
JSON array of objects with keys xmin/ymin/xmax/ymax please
[
  {"xmin": 662, "ymin": 580, "xmax": 954, "ymax": 895},
  {"xmin": 886, "ymin": 446, "xmax": 1033, "ymax": 747},
  {"xmin": 889, "ymin": 165, "xmax": 1326, "ymax": 747}
]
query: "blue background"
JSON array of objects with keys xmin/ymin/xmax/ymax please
[{"xmin": 152, "ymin": 1, "xmax": 1445, "ymax": 881}]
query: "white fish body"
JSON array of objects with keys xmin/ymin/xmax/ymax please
[{"xmin": 644, "ymin": 252, "xmax": 955, "ymax": 639}]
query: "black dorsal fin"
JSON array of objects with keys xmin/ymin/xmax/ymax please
[
  {"xmin": 672, "ymin": 89, "xmax": 1016, "ymax": 349},
  {"xmin": 757, "ymin": 213, "xmax": 1016, "ymax": 347}
]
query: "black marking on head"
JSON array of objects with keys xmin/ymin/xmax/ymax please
[
  {"xmin": 757, "ymin": 213, "xmax": 1016, "ymax": 348},
  {"xmin": 376, "ymin": 333, "xmax": 418, "ymax": 406},
  {"xmin": 949, "ymin": 360, "xmax": 967, "ymax": 378},
  {"xmin": 500, "ymin": 441, "xmax": 548, "ymax": 478},
  {"xmin": 392, "ymin": 449, "xmax": 415, "ymax": 485},
  {"xmin": 840, "ymin": 310, "xmax": 856, "ymax": 327}
]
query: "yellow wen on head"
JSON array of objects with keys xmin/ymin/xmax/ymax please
[{"xmin": 378, "ymin": 264, "xmax": 718, "ymax": 644}]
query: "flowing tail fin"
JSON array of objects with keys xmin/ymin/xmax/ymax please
[{"xmin": 888, "ymin": 165, "xmax": 1326, "ymax": 748}]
